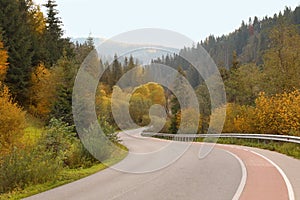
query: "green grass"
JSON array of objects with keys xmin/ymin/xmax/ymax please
[
  {"xmin": 195, "ymin": 137, "xmax": 300, "ymax": 159},
  {"xmin": 19, "ymin": 114, "xmax": 44, "ymax": 146},
  {"xmin": 153, "ymin": 135, "xmax": 300, "ymax": 159},
  {"xmin": 21, "ymin": 126, "xmax": 43, "ymax": 145},
  {"xmin": 0, "ymin": 145, "xmax": 128, "ymax": 200}
]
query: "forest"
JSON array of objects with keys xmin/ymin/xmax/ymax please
[{"xmin": 0, "ymin": 0, "xmax": 300, "ymax": 198}]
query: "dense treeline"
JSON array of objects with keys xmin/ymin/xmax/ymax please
[
  {"xmin": 201, "ymin": 6, "xmax": 300, "ymax": 68},
  {"xmin": 153, "ymin": 6, "xmax": 300, "ymax": 135},
  {"xmin": 0, "ymin": 0, "xmax": 122, "ymax": 194}
]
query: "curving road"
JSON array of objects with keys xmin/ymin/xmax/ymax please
[{"xmin": 25, "ymin": 129, "xmax": 300, "ymax": 200}]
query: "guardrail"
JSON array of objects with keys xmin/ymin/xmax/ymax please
[{"xmin": 141, "ymin": 132, "xmax": 300, "ymax": 144}]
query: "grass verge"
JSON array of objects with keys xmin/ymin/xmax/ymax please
[
  {"xmin": 195, "ymin": 137, "xmax": 300, "ymax": 159},
  {"xmin": 0, "ymin": 145, "xmax": 128, "ymax": 200},
  {"xmin": 152, "ymin": 135, "xmax": 300, "ymax": 159}
]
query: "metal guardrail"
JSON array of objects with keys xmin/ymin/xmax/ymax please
[{"xmin": 141, "ymin": 132, "xmax": 300, "ymax": 144}]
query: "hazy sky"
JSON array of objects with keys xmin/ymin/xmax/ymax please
[{"xmin": 34, "ymin": 0, "xmax": 300, "ymax": 42}]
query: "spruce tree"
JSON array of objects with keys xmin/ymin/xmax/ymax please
[
  {"xmin": 0, "ymin": 0, "xmax": 34, "ymax": 106},
  {"xmin": 169, "ymin": 66, "xmax": 186, "ymax": 134},
  {"xmin": 50, "ymin": 55, "xmax": 78, "ymax": 125},
  {"xmin": 43, "ymin": 0, "xmax": 65, "ymax": 67},
  {"xmin": 111, "ymin": 54, "xmax": 123, "ymax": 86}
]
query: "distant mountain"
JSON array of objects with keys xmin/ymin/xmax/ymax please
[
  {"xmin": 70, "ymin": 37, "xmax": 105, "ymax": 46},
  {"xmin": 71, "ymin": 37, "xmax": 179, "ymax": 64}
]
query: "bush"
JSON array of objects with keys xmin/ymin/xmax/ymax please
[
  {"xmin": 39, "ymin": 118, "xmax": 97, "ymax": 168},
  {"xmin": 255, "ymin": 91, "xmax": 300, "ymax": 135},
  {"xmin": 0, "ymin": 146, "xmax": 62, "ymax": 193},
  {"xmin": 0, "ymin": 83, "xmax": 26, "ymax": 155},
  {"xmin": 99, "ymin": 117, "xmax": 119, "ymax": 143},
  {"xmin": 40, "ymin": 118, "xmax": 76, "ymax": 160},
  {"xmin": 80, "ymin": 121, "xmax": 113, "ymax": 163},
  {"xmin": 210, "ymin": 103, "xmax": 256, "ymax": 133}
]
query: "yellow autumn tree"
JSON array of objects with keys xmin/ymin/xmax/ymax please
[
  {"xmin": 0, "ymin": 83, "xmax": 26, "ymax": 155},
  {"xmin": 255, "ymin": 90, "xmax": 300, "ymax": 135},
  {"xmin": 30, "ymin": 5, "xmax": 46, "ymax": 35},
  {"xmin": 233, "ymin": 105, "xmax": 256, "ymax": 133},
  {"xmin": 210, "ymin": 103, "xmax": 256, "ymax": 133},
  {"xmin": 130, "ymin": 82, "xmax": 166, "ymax": 126},
  {"xmin": 29, "ymin": 64, "xmax": 56, "ymax": 120},
  {"xmin": 96, "ymin": 83, "xmax": 113, "ymax": 120},
  {"xmin": 176, "ymin": 108, "xmax": 201, "ymax": 134}
]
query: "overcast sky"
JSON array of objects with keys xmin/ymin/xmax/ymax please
[{"xmin": 34, "ymin": 0, "xmax": 300, "ymax": 42}]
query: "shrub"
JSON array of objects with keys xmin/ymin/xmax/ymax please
[
  {"xmin": 210, "ymin": 103, "xmax": 256, "ymax": 133},
  {"xmin": 38, "ymin": 118, "xmax": 98, "ymax": 168},
  {"xmin": 0, "ymin": 146, "xmax": 62, "ymax": 193},
  {"xmin": 255, "ymin": 91, "xmax": 300, "ymax": 135},
  {"xmin": 40, "ymin": 118, "xmax": 76, "ymax": 160},
  {"xmin": 0, "ymin": 83, "xmax": 26, "ymax": 155},
  {"xmin": 80, "ymin": 121, "xmax": 114, "ymax": 163},
  {"xmin": 99, "ymin": 117, "xmax": 119, "ymax": 143}
]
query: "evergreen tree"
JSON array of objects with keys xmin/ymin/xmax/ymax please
[
  {"xmin": 0, "ymin": 0, "xmax": 34, "ymax": 105},
  {"xmin": 111, "ymin": 54, "xmax": 123, "ymax": 86},
  {"xmin": 169, "ymin": 66, "xmax": 186, "ymax": 134},
  {"xmin": 73, "ymin": 35, "xmax": 95, "ymax": 64},
  {"xmin": 43, "ymin": 0, "xmax": 66, "ymax": 67},
  {"xmin": 127, "ymin": 55, "xmax": 135, "ymax": 71},
  {"xmin": 44, "ymin": 0, "xmax": 63, "ymax": 41},
  {"xmin": 50, "ymin": 55, "xmax": 78, "ymax": 125},
  {"xmin": 86, "ymin": 33, "xmax": 95, "ymax": 50}
]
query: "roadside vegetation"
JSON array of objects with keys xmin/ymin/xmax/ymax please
[
  {"xmin": 0, "ymin": 1, "xmax": 127, "ymax": 198},
  {"xmin": 194, "ymin": 138, "xmax": 300, "ymax": 159}
]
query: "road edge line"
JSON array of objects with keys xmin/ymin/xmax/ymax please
[
  {"xmin": 222, "ymin": 149, "xmax": 247, "ymax": 200},
  {"xmin": 250, "ymin": 150, "xmax": 295, "ymax": 200}
]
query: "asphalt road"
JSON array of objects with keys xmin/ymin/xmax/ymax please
[{"xmin": 25, "ymin": 129, "xmax": 300, "ymax": 200}]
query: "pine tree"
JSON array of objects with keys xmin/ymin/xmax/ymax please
[
  {"xmin": 50, "ymin": 55, "xmax": 78, "ymax": 125},
  {"xmin": 44, "ymin": 0, "xmax": 63, "ymax": 40},
  {"xmin": 73, "ymin": 34, "xmax": 95, "ymax": 64},
  {"xmin": 0, "ymin": 0, "xmax": 34, "ymax": 106},
  {"xmin": 43, "ymin": 0, "xmax": 65, "ymax": 67},
  {"xmin": 111, "ymin": 54, "xmax": 123, "ymax": 86},
  {"xmin": 169, "ymin": 66, "xmax": 186, "ymax": 134},
  {"xmin": 86, "ymin": 33, "xmax": 95, "ymax": 50}
]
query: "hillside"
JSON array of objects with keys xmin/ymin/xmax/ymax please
[{"xmin": 199, "ymin": 6, "xmax": 300, "ymax": 68}]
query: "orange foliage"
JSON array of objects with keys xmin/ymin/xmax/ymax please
[
  {"xmin": 255, "ymin": 90, "xmax": 300, "ymax": 135},
  {"xmin": 211, "ymin": 103, "xmax": 256, "ymax": 133},
  {"xmin": 29, "ymin": 64, "xmax": 56, "ymax": 120},
  {"xmin": 0, "ymin": 40, "xmax": 8, "ymax": 81},
  {"xmin": 213, "ymin": 91, "xmax": 300, "ymax": 135},
  {"xmin": 0, "ymin": 82, "xmax": 26, "ymax": 154}
]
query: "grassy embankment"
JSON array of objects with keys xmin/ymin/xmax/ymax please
[
  {"xmin": 198, "ymin": 137, "xmax": 300, "ymax": 159},
  {"xmin": 0, "ymin": 118, "xmax": 128, "ymax": 200}
]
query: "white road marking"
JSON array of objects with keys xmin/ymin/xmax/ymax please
[
  {"xmin": 221, "ymin": 149, "xmax": 247, "ymax": 200},
  {"xmin": 250, "ymin": 150, "xmax": 295, "ymax": 200}
]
